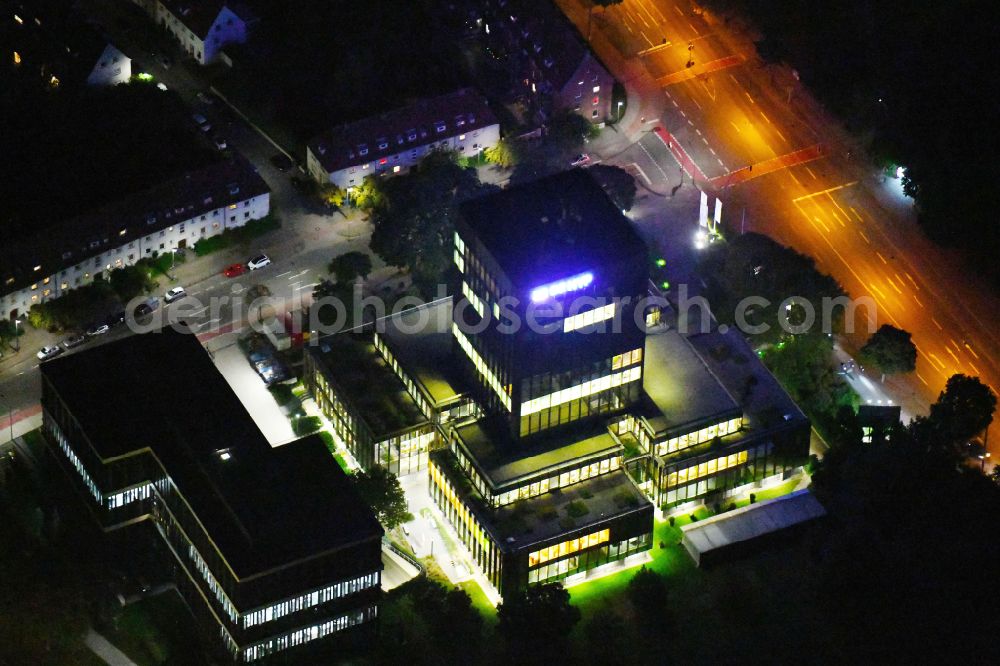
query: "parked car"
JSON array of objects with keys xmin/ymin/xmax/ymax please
[
  {"xmin": 247, "ymin": 255, "xmax": 271, "ymax": 271},
  {"xmin": 37, "ymin": 346, "xmax": 63, "ymax": 361},
  {"xmin": 164, "ymin": 286, "xmax": 187, "ymax": 304},
  {"xmin": 192, "ymin": 113, "xmax": 211, "ymax": 133},
  {"xmin": 134, "ymin": 297, "xmax": 160, "ymax": 317},
  {"xmin": 223, "ymin": 263, "xmax": 246, "ymax": 278},
  {"xmin": 212, "ymin": 136, "xmax": 227, "ymax": 151},
  {"xmin": 62, "ymin": 334, "xmax": 86, "ymax": 349},
  {"xmin": 86, "ymin": 323, "xmax": 110, "ymax": 337},
  {"xmin": 570, "ymin": 153, "xmax": 591, "ymax": 167},
  {"xmin": 269, "ymin": 154, "xmax": 293, "ymax": 172}
]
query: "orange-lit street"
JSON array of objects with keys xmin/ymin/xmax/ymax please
[{"xmin": 559, "ymin": 0, "xmax": 1000, "ymax": 450}]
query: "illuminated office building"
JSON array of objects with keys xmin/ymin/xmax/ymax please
[{"xmin": 40, "ymin": 329, "xmax": 383, "ymax": 663}]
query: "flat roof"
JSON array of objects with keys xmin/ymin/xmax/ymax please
[
  {"xmin": 41, "ymin": 329, "xmax": 382, "ymax": 578},
  {"xmin": 455, "ymin": 421, "xmax": 621, "ymax": 489},
  {"xmin": 458, "ymin": 169, "xmax": 646, "ymax": 292},
  {"xmin": 378, "ymin": 298, "xmax": 467, "ymax": 407},
  {"xmin": 489, "ymin": 470, "xmax": 651, "ymax": 551},
  {"xmin": 681, "ymin": 489, "xmax": 826, "ymax": 564},
  {"xmin": 685, "ymin": 328, "xmax": 808, "ymax": 430},
  {"xmin": 640, "ymin": 327, "xmax": 740, "ymax": 436},
  {"xmin": 310, "ymin": 330, "xmax": 428, "ymax": 439}
]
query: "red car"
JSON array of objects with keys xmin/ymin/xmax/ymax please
[{"xmin": 223, "ymin": 263, "xmax": 247, "ymax": 278}]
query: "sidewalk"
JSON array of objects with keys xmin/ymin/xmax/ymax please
[
  {"xmin": 84, "ymin": 629, "xmax": 137, "ymax": 666},
  {"xmin": 0, "ymin": 405, "xmax": 42, "ymax": 445}
]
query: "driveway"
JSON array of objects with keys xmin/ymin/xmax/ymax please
[{"xmin": 209, "ymin": 342, "xmax": 295, "ymax": 445}]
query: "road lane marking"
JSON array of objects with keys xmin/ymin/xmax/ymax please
[
  {"xmin": 695, "ymin": 128, "xmax": 702, "ymax": 135},
  {"xmin": 804, "ymin": 166, "xmax": 818, "ymax": 180},
  {"xmin": 687, "ymin": 21, "xmax": 698, "ymax": 34},
  {"xmin": 927, "ymin": 353, "xmax": 947, "ymax": 371},
  {"xmin": 858, "ymin": 230, "xmax": 870, "ymax": 244},
  {"xmin": 875, "ymin": 251, "xmax": 888, "ymax": 265},
  {"xmin": 775, "ymin": 129, "xmax": 787, "ymax": 142},
  {"xmin": 965, "ymin": 343, "xmax": 980, "ymax": 360},
  {"xmin": 788, "ymin": 172, "xmax": 801, "ymax": 186},
  {"xmin": 904, "ymin": 272, "xmax": 919, "ymax": 290},
  {"xmin": 691, "ymin": 96, "xmax": 703, "ymax": 110},
  {"xmin": 709, "ymin": 147, "xmax": 717, "ymax": 155},
  {"xmin": 729, "ymin": 120, "xmax": 741, "ymax": 133},
  {"xmin": 759, "ymin": 110, "xmax": 771, "ymax": 124},
  {"xmin": 687, "ymin": 119, "xmax": 694, "ymax": 126},
  {"xmin": 849, "ymin": 206, "xmax": 864, "ymax": 223},
  {"xmin": 718, "ymin": 159, "xmax": 726, "ymax": 168},
  {"xmin": 916, "ymin": 372, "xmax": 929, "ymax": 386},
  {"xmin": 729, "ymin": 73, "xmax": 739, "ymax": 84},
  {"xmin": 792, "ymin": 182, "xmax": 859, "ymax": 202},
  {"xmin": 671, "ymin": 99, "xmax": 679, "ymax": 107},
  {"xmin": 679, "ymin": 109, "xmax": 686, "ymax": 117},
  {"xmin": 931, "ymin": 317, "xmax": 943, "ymax": 330},
  {"xmin": 745, "ymin": 92, "xmax": 755, "ymax": 103},
  {"xmin": 275, "ymin": 271, "xmax": 291, "ymax": 278},
  {"xmin": 946, "ymin": 347, "xmax": 960, "ymax": 364},
  {"xmin": 830, "ymin": 209, "xmax": 846, "ymax": 227},
  {"xmin": 886, "ymin": 278, "xmax": 902, "ymax": 295},
  {"xmin": 869, "ymin": 282, "xmax": 888, "ymax": 300},
  {"xmin": 970, "ymin": 362, "xmax": 980, "ymax": 375},
  {"xmin": 813, "ymin": 216, "xmax": 831, "ymax": 233},
  {"xmin": 913, "ymin": 294, "xmax": 924, "ymax": 308},
  {"xmin": 674, "ymin": 5, "xmax": 684, "ymax": 17}
]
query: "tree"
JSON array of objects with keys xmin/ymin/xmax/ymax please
[
  {"xmin": 497, "ymin": 583, "xmax": 580, "ymax": 662},
  {"xmin": 368, "ymin": 151, "xmax": 494, "ymax": 296},
  {"xmin": 328, "ymin": 251, "xmax": 372, "ymax": 285},
  {"xmin": 350, "ymin": 464, "xmax": 413, "ymax": 529},
  {"xmin": 858, "ymin": 324, "xmax": 916, "ymax": 380},
  {"xmin": 588, "ymin": 164, "xmax": 637, "ymax": 211},
  {"xmin": 319, "ymin": 183, "xmax": 346, "ymax": 209},
  {"xmin": 108, "ymin": 264, "xmax": 156, "ymax": 303},
  {"xmin": 929, "ymin": 374, "xmax": 997, "ymax": 446},
  {"xmin": 484, "ymin": 140, "xmax": 517, "ymax": 168},
  {"xmin": 627, "ymin": 566, "xmax": 671, "ymax": 635},
  {"xmin": 584, "ymin": 608, "xmax": 630, "ymax": 664}
]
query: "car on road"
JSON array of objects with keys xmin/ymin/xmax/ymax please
[
  {"xmin": 570, "ymin": 153, "xmax": 591, "ymax": 167},
  {"xmin": 269, "ymin": 154, "xmax": 293, "ymax": 172},
  {"xmin": 37, "ymin": 346, "xmax": 63, "ymax": 361},
  {"xmin": 86, "ymin": 323, "xmax": 110, "ymax": 337},
  {"xmin": 223, "ymin": 263, "xmax": 247, "ymax": 278},
  {"xmin": 212, "ymin": 135, "xmax": 227, "ymax": 151},
  {"xmin": 62, "ymin": 334, "xmax": 87, "ymax": 350},
  {"xmin": 164, "ymin": 286, "xmax": 187, "ymax": 304},
  {"xmin": 134, "ymin": 297, "xmax": 160, "ymax": 317},
  {"xmin": 247, "ymin": 255, "xmax": 271, "ymax": 271},
  {"xmin": 196, "ymin": 91, "xmax": 214, "ymax": 105},
  {"xmin": 192, "ymin": 113, "xmax": 211, "ymax": 133}
]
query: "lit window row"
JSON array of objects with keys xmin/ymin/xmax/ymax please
[
  {"xmin": 374, "ymin": 333, "xmax": 432, "ymax": 419},
  {"xmin": 243, "ymin": 606, "xmax": 377, "ymax": 662},
  {"xmin": 430, "ymin": 461, "xmax": 491, "ymax": 549},
  {"xmin": 494, "ymin": 455, "xmax": 621, "ymax": 506},
  {"xmin": 454, "ymin": 231, "xmax": 466, "ymax": 254},
  {"xmin": 666, "ymin": 449, "xmax": 749, "ymax": 487},
  {"xmin": 452, "ymin": 324, "xmax": 511, "ymax": 410},
  {"xmin": 188, "ymin": 543, "xmax": 238, "ymax": 623},
  {"xmin": 462, "ymin": 281, "xmax": 486, "ymax": 318},
  {"xmin": 612, "ymin": 348, "xmax": 643, "ymax": 370},
  {"xmin": 50, "ymin": 422, "xmax": 102, "ymax": 504},
  {"xmin": 107, "ymin": 482, "xmax": 153, "ymax": 509},
  {"xmin": 528, "ymin": 528, "xmax": 610, "ymax": 568},
  {"xmin": 454, "ymin": 249, "xmax": 465, "ymax": 273},
  {"xmin": 520, "ymin": 366, "xmax": 641, "ymax": 417},
  {"xmin": 243, "ymin": 571, "xmax": 379, "ymax": 629},
  {"xmin": 655, "ymin": 417, "xmax": 743, "ymax": 456},
  {"xmin": 563, "ymin": 302, "xmax": 616, "ymax": 333}
]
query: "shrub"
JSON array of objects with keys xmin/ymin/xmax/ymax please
[
  {"xmin": 317, "ymin": 430, "xmax": 336, "ymax": 453},
  {"xmin": 668, "ymin": 516, "xmax": 675, "ymax": 527},
  {"xmin": 292, "ymin": 415, "xmax": 322, "ymax": 436},
  {"xmin": 566, "ymin": 500, "xmax": 590, "ymax": 518},
  {"xmin": 268, "ymin": 384, "xmax": 295, "ymax": 406},
  {"xmin": 749, "ymin": 493, "xmax": 757, "ymax": 504}
]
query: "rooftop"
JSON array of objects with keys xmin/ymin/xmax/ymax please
[
  {"xmin": 455, "ymin": 420, "xmax": 621, "ymax": 490},
  {"xmin": 458, "ymin": 169, "xmax": 646, "ymax": 292},
  {"xmin": 310, "ymin": 329, "xmax": 428, "ymax": 439},
  {"xmin": 5, "ymin": 0, "xmax": 116, "ymax": 83},
  {"xmin": 307, "ymin": 88, "xmax": 497, "ymax": 174},
  {"xmin": 686, "ymin": 328, "xmax": 808, "ymax": 431},
  {"xmin": 378, "ymin": 298, "xmax": 468, "ymax": 408},
  {"xmin": 160, "ymin": 0, "xmax": 253, "ymax": 38},
  {"xmin": 1, "ymin": 155, "xmax": 268, "ymax": 298},
  {"xmin": 435, "ymin": 448, "xmax": 650, "ymax": 553},
  {"xmin": 41, "ymin": 329, "xmax": 382, "ymax": 578},
  {"xmin": 639, "ymin": 327, "xmax": 741, "ymax": 437}
]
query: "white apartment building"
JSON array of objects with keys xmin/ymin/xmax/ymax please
[
  {"xmin": 148, "ymin": 0, "xmax": 253, "ymax": 64},
  {"xmin": 1, "ymin": 157, "xmax": 270, "ymax": 320},
  {"xmin": 306, "ymin": 88, "xmax": 501, "ymax": 190}
]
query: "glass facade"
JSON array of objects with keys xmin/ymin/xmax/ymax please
[
  {"xmin": 452, "ymin": 323, "xmax": 511, "ymax": 410},
  {"xmin": 653, "ymin": 416, "xmax": 745, "ymax": 457},
  {"xmin": 528, "ymin": 533, "xmax": 650, "ymax": 585}
]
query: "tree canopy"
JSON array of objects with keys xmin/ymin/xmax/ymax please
[
  {"xmin": 367, "ymin": 151, "xmax": 496, "ymax": 296},
  {"xmin": 858, "ymin": 324, "xmax": 917, "ymax": 378},
  {"xmin": 588, "ymin": 164, "xmax": 637, "ymax": 211},
  {"xmin": 350, "ymin": 465, "xmax": 413, "ymax": 530},
  {"xmin": 328, "ymin": 251, "xmax": 373, "ymax": 285},
  {"xmin": 497, "ymin": 583, "xmax": 580, "ymax": 662},
  {"xmin": 928, "ymin": 374, "xmax": 997, "ymax": 447}
]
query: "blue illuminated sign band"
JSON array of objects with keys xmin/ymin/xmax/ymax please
[{"xmin": 530, "ymin": 272, "xmax": 594, "ymax": 302}]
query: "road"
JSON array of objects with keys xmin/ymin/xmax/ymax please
[
  {"xmin": 0, "ymin": 3, "xmax": 387, "ymax": 442},
  {"xmin": 562, "ymin": 0, "xmax": 1000, "ymax": 449}
]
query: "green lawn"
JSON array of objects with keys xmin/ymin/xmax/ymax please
[
  {"xmin": 193, "ymin": 214, "xmax": 281, "ymax": 256},
  {"xmin": 459, "ymin": 580, "xmax": 498, "ymax": 626},
  {"xmin": 104, "ymin": 592, "xmax": 208, "ymax": 666}
]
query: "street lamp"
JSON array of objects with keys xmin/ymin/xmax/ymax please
[
  {"xmin": 12, "ymin": 319, "xmax": 20, "ymax": 352},
  {"xmin": 616, "ymin": 100, "xmax": 624, "ymax": 123}
]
